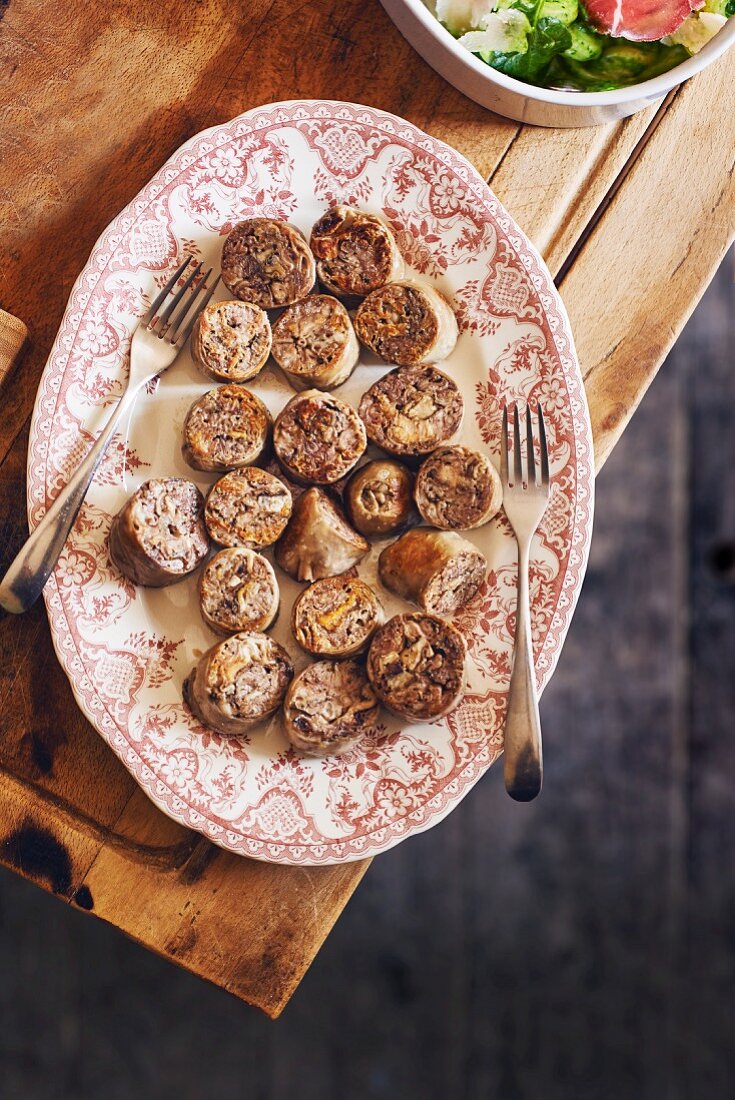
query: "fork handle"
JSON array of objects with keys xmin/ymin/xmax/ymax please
[
  {"xmin": 503, "ymin": 541, "xmax": 543, "ymax": 801},
  {"xmin": 0, "ymin": 381, "xmax": 140, "ymax": 614}
]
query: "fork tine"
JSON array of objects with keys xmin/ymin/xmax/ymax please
[
  {"xmin": 538, "ymin": 405, "xmax": 550, "ymax": 487},
  {"xmin": 526, "ymin": 405, "xmax": 536, "ymax": 486},
  {"xmin": 173, "ymin": 271, "xmax": 221, "ymax": 346},
  {"xmin": 500, "ymin": 404, "xmax": 509, "ymax": 487},
  {"xmin": 512, "ymin": 403, "xmax": 523, "ymax": 486},
  {"xmin": 140, "ymin": 256, "xmax": 192, "ymax": 326},
  {"xmin": 155, "ymin": 261, "xmax": 203, "ymax": 335}
]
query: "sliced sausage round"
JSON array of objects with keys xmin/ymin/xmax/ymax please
[
  {"xmin": 109, "ymin": 478, "xmax": 209, "ymax": 587},
  {"xmin": 378, "ymin": 528, "xmax": 487, "ymax": 615},
  {"xmin": 182, "ymin": 385, "xmax": 271, "ymax": 473},
  {"xmin": 274, "ymin": 488, "xmax": 369, "ymax": 583},
  {"xmin": 273, "ymin": 389, "xmax": 366, "ymax": 485},
  {"xmin": 345, "ymin": 459, "xmax": 414, "ymax": 537},
  {"xmin": 310, "ymin": 206, "xmax": 404, "ymax": 298},
  {"xmin": 354, "ymin": 280, "xmax": 458, "ymax": 366},
  {"xmin": 358, "ymin": 364, "xmax": 463, "ymax": 459},
  {"xmin": 199, "ymin": 547, "xmax": 280, "ymax": 635},
  {"xmin": 271, "ymin": 294, "xmax": 359, "ymax": 390},
  {"xmin": 414, "ymin": 445, "xmax": 503, "ymax": 530},
  {"xmin": 191, "ymin": 300, "xmax": 271, "ymax": 383},
  {"xmin": 367, "ymin": 612, "xmax": 467, "ymax": 721},
  {"xmin": 205, "ymin": 468, "xmax": 292, "ymax": 549},
  {"xmin": 220, "ymin": 218, "xmax": 316, "ymax": 309},
  {"xmin": 291, "ymin": 575, "xmax": 384, "ymax": 658},
  {"xmin": 184, "ymin": 632, "xmax": 293, "ymax": 736},
  {"xmin": 283, "ymin": 659, "xmax": 380, "ymax": 756}
]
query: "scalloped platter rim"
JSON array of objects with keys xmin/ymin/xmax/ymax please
[{"xmin": 27, "ymin": 100, "xmax": 594, "ymax": 865}]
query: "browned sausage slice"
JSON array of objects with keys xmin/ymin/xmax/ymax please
[
  {"xmin": 182, "ymin": 385, "xmax": 271, "ymax": 473},
  {"xmin": 378, "ymin": 528, "xmax": 487, "ymax": 615},
  {"xmin": 310, "ymin": 206, "xmax": 404, "ymax": 298},
  {"xmin": 205, "ymin": 468, "xmax": 292, "ymax": 549},
  {"xmin": 273, "ymin": 389, "xmax": 366, "ymax": 485},
  {"xmin": 191, "ymin": 300, "xmax": 271, "ymax": 383},
  {"xmin": 354, "ymin": 280, "xmax": 458, "ymax": 366},
  {"xmin": 199, "ymin": 547, "xmax": 280, "ymax": 635},
  {"xmin": 358, "ymin": 365, "xmax": 463, "ymax": 459},
  {"xmin": 414, "ymin": 445, "xmax": 503, "ymax": 530},
  {"xmin": 220, "ymin": 218, "xmax": 316, "ymax": 309},
  {"xmin": 283, "ymin": 659, "xmax": 380, "ymax": 756},
  {"xmin": 274, "ymin": 488, "xmax": 369, "ymax": 583},
  {"xmin": 109, "ymin": 478, "xmax": 209, "ymax": 587},
  {"xmin": 344, "ymin": 459, "xmax": 414, "ymax": 537},
  {"xmin": 291, "ymin": 575, "xmax": 384, "ymax": 658},
  {"xmin": 184, "ymin": 632, "xmax": 293, "ymax": 735},
  {"xmin": 271, "ymin": 295, "xmax": 359, "ymax": 390},
  {"xmin": 367, "ymin": 613, "xmax": 466, "ymax": 721}
]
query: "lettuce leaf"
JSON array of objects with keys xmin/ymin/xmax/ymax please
[{"xmin": 490, "ymin": 16, "xmax": 572, "ymax": 82}]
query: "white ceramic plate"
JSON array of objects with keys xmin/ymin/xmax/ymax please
[{"xmin": 28, "ymin": 100, "xmax": 594, "ymax": 865}]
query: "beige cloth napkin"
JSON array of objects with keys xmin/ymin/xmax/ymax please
[{"xmin": 0, "ymin": 308, "xmax": 29, "ymax": 384}]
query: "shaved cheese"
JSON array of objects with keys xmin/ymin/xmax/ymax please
[
  {"xmin": 457, "ymin": 9, "xmax": 531, "ymax": 53},
  {"xmin": 662, "ymin": 10, "xmax": 726, "ymax": 49},
  {"xmin": 435, "ymin": 0, "xmax": 497, "ymax": 34}
]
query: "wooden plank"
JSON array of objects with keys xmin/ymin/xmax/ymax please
[
  {"xmin": 0, "ymin": 0, "xmax": 732, "ymax": 1015},
  {"xmin": 488, "ymin": 100, "xmax": 661, "ymax": 276},
  {"xmin": 559, "ymin": 52, "xmax": 735, "ymax": 472}
]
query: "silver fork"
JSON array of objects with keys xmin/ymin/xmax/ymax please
[
  {"xmin": 0, "ymin": 256, "xmax": 220, "ymax": 614},
  {"xmin": 500, "ymin": 403, "xmax": 551, "ymax": 802}
]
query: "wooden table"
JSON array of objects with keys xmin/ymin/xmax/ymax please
[{"xmin": 0, "ymin": 0, "xmax": 733, "ymax": 1019}]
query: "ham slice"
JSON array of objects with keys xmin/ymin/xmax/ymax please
[{"xmin": 583, "ymin": 0, "xmax": 703, "ymax": 40}]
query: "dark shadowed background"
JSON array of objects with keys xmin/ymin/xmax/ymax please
[{"xmin": 0, "ymin": 257, "xmax": 733, "ymax": 1100}]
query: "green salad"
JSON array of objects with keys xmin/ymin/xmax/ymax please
[{"xmin": 435, "ymin": 0, "xmax": 732, "ymax": 90}]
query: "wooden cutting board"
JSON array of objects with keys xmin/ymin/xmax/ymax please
[{"xmin": 0, "ymin": 0, "xmax": 733, "ymax": 1018}]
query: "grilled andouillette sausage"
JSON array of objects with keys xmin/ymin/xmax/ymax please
[
  {"xmin": 358, "ymin": 364, "xmax": 463, "ymax": 459},
  {"xmin": 379, "ymin": 528, "xmax": 487, "ymax": 615},
  {"xmin": 354, "ymin": 280, "xmax": 458, "ymax": 366},
  {"xmin": 283, "ymin": 659, "xmax": 380, "ymax": 756},
  {"xmin": 182, "ymin": 385, "xmax": 271, "ymax": 473},
  {"xmin": 184, "ymin": 632, "xmax": 293, "ymax": 735},
  {"xmin": 275, "ymin": 488, "xmax": 369, "ymax": 583},
  {"xmin": 191, "ymin": 300, "xmax": 271, "ymax": 383},
  {"xmin": 220, "ymin": 218, "xmax": 316, "ymax": 309},
  {"xmin": 199, "ymin": 547, "xmax": 280, "ymax": 635},
  {"xmin": 271, "ymin": 295, "xmax": 359, "ymax": 390},
  {"xmin": 310, "ymin": 206, "xmax": 404, "ymax": 298},
  {"xmin": 273, "ymin": 389, "xmax": 366, "ymax": 486},
  {"xmin": 414, "ymin": 445, "xmax": 503, "ymax": 530},
  {"xmin": 291, "ymin": 575, "xmax": 384, "ymax": 658},
  {"xmin": 109, "ymin": 478, "xmax": 209, "ymax": 587},
  {"xmin": 205, "ymin": 468, "xmax": 292, "ymax": 549},
  {"xmin": 367, "ymin": 612, "xmax": 467, "ymax": 721},
  {"xmin": 345, "ymin": 459, "xmax": 414, "ymax": 537}
]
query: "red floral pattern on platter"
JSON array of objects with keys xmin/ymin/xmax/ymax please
[
  {"xmin": 456, "ymin": 238, "xmax": 547, "ymax": 333},
  {"xmin": 27, "ymin": 101, "xmax": 594, "ymax": 865}
]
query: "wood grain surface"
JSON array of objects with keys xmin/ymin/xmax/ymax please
[{"xmin": 0, "ymin": 0, "xmax": 733, "ymax": 1017}]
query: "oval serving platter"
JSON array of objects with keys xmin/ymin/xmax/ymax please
[{"xmin": 27, "ymin": 100, "xmax": 594, "ymax": 865}]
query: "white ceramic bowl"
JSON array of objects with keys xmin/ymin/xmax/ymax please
[{"xmin": 381, "ymin": 0, "xmax": 735, "ymax": 126}]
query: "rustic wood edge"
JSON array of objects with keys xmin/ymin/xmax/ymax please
[{"xmin": 561, "ymin": 55, "xmax": 735, "ymax": 472}]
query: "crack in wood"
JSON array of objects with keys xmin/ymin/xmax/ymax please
[{"xmin": 556, "ymin": 86, "xmax": 681, "ymax": 287}]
